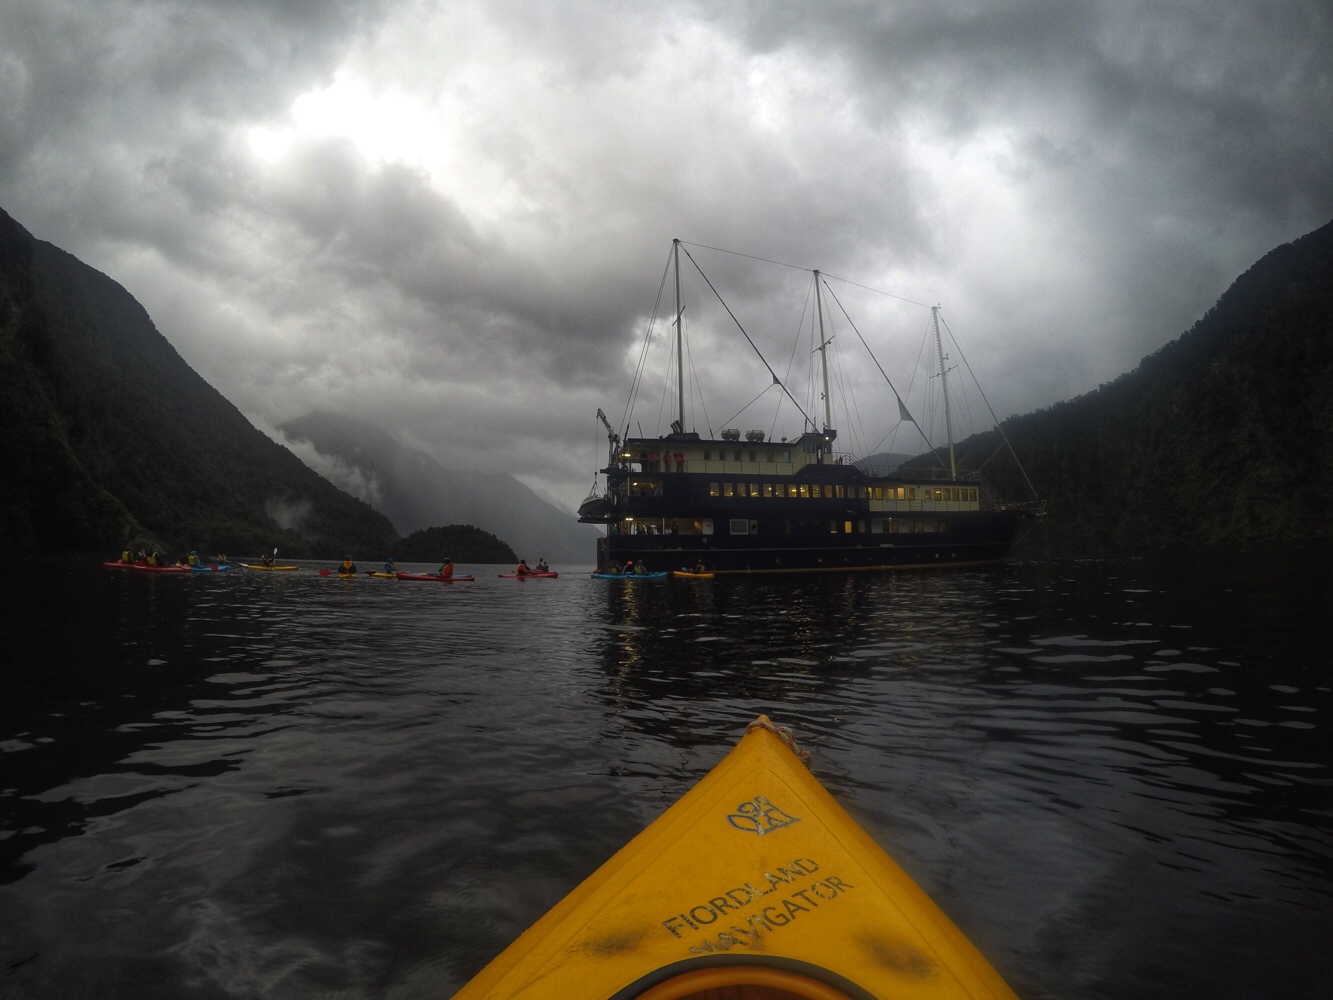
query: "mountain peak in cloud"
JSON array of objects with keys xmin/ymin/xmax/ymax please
[{"xmin": 279, "ymin": 411, "xmax": 600, "ymax": 565}]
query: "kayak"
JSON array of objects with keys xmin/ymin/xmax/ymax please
[
  {"xmin": 365, "ymin": 571, "xmax": 398, "ymax": 578},
  {"xmin": 592, "ymin": 571, "xmax": 669, "ymax": 580},
  {"xmin": 673, "ymin": 569, "xmax": 714, "ymax": 579},
  {"xmin": 396, "ymin": 572, "xmax": 475, "ymax": 582},
  {"xmin": 499, "ymin": 571, "xmax": 559, "ymax": 579},
  {"xmin": 452, "ymin": 716, "xmax": 1019, "ymax": 1000},
  {"xmin": 239, "ymin": 563, "xmax": 300, "ymax": 571},
  {"xmin": 102, "ymin": 562, "xmax": 188, "ymax": 574},
  {"xmin": 189, "ymin": 564, "xmax": 229, "ymax": 572}
]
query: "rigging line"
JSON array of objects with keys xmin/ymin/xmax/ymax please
[
  {"xmin": 655, "ymin": 316, "xmax": 674, "ymax": 434},
  {"xmin": 784, "ymin": 280, "xmax": 813, "ymax": 394},
  {"xmin": 823, "ymin": 309, "xmax": 864, "ymax": 458},
  {"xmin": 768, "ymin": 279, "xmax": 811, "ymax": 444},
  {"xmin": 819, "ymin": 272, "xmax": 934, "ymax": 310},
  {"xmin": 769, "ymin": 283, "xmax": 811, "ymax": 443},
  {"xmin": 680, "ymin": 240, "xmax": 935, "ymax": 310},
  {"xmin": 938, "ymin": 314, "xmax": 1041, "ymax": 500},
  {"xmin": 683, "ymin": 313, "xmax": 715, "ymax": 438},
  {"xmin": 902, "ymin": 312, "xmax": 945, "ymax": 471},
  {"xmin": 719, "ymin": 383, "xmax": 779, "ymax": 431},
  {"xmin": 622, "ymin": 251, "xmax": 674, "ymax": 440},
  {"xmin": 864, "ymin": 422, "xmax": 903, "ymax": 462},
  {"xmin": 976, "ymin": 439, "xmax": 1008, "ymax": 473},
  {"xmin": 840, "ymin": 343, "xmax": 871, "ymax": 460},
  {"xmin": 821, "ymin": 279, "xmax": 936, "ymax": 459},
  {"xmin": 830, "ymin": 311, "xmax": 872, "ymax": 460},
  {"xmin": 678, "ymin": 244, "xmax": 816, "ymax": 430},
  {"xmin": 678, "ymin": 241, "xmax": 812, "ymax": 273}
]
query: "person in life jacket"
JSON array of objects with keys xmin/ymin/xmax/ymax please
[
  {"xmin": 187, "ymin": 550, "xmax": 199, "ymax": 567},
  {"xmin": 634, "ymin": 559, "xmax": 648, "ymax": 575},
  {"xmin": 535, "ymin": 557, "xmax": 550, "ymax": 573},
  {"xmin": 147, "ymin": 551, "xmax": 160, "ymax": 567},
  {"xmin": 339, "ymin": 556, "xmax": 357, "ymax": 575},
  {"xmin": 120, "ymin": 548, "xmax": 132, "ymax": 564},
  {"xmin": 515, "ymin": 559, "xmax": 531, "ymax": 576},
  {"xmin": 384, "ymin": 556, "xmax": 396, "ymax": 574},
  {"xmin": 437, "ymin": 558, "xmax": 453, "ymax": 578}
]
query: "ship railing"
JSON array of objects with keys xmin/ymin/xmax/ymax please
[{"xmin": 856, "ymin": 460, "xmax": 984, "ymax": 481}]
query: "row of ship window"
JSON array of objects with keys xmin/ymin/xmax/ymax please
[
  {"xmin": 624, "ymin": 479, "xmax": 980, "ymax": 502},
  {"xmin": 620, "ymin": 518, "xmax": 952, "ymax": 535},
  {"xmin": 700, "ymin": 448, "xmax": 794, "ymax": 463},
  {"xmin": 709, "ymin": 483, "xmax": 979, "ymax": 502}
]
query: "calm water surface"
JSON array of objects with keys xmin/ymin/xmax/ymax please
[{"xmin": 1, "ymin": 548, "xmax": 1330, "ymax": 999}]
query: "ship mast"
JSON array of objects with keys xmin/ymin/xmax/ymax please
[
  {"xmin": 673, "ymin": 239, "xmax": 685, "ymax": 431},
  {"xmin": 932, "ymin": 305, "xmax": 957, "ymax": 480},
  {"xmin": 814, "ymin": 270, "xmax": 833, "ymax": 435}
]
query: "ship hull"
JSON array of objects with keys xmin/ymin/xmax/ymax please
[{"xmin": 598, "ymin": 512, "xmax": 1021, "ymax": 574}]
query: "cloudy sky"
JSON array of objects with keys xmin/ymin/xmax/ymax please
[{"xmin": 2, "ymin": 1, "xmax": 1330, "ymax": 509}]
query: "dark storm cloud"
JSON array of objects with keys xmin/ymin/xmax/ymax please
[
  {"xmin": 0, "ymin": 0, "xmax": 1330, "ymax": 509},
  {"xmin": 720, "ymin": 2, "xmax": 1333, "ymax": 307}
]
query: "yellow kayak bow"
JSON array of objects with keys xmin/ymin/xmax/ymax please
[{"xmin": 453, "ymin": 716, "xmax": 1018, "ymax": 999}]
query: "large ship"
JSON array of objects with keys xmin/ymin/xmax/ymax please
[{"xmin": 579, "ymin": 241, "xmax": 1042, "ymax": 574}]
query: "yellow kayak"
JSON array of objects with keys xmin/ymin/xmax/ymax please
[
  {"xmin": 239, "ymin": 563, "xmax": 300, "ymax": 571},
  {"xmin": 453, "ymin": 716, "xmax": 1018, "ymax": 999}
]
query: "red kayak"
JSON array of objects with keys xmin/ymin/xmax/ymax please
[
  {"xmin": 395, "ymin": 572, "xmax": 474, "ymax": 582},
  {"xmin": 103, "ymin": 562, "xmax": 189, "ymax": 574},
  {"xmin": 498, "ymin": 571, "xmax": 558, "ymax": 579}
]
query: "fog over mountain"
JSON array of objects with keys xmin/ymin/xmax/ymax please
[{"xmin": 279, "ymin": 412, "xmax": 601, "ymax": 565}]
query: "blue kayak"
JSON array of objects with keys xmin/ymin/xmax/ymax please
[
  {"xmin": 592, "ymin": 571, "xmax": 669, "ymax": 580},
  {"xmin": 189, "ymin": 563, "xmax": 229, "ymax": 572}
]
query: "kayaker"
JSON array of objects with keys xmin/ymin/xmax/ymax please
[
  {"xmin": 187, "ymin": 550, "xmax": 199, "ymax": 567},
  {"xmin": 136, "ymin": 548, "xmax": 148, "ymax": 565},
  {"xmin": 693, "ymin": 559, "xmax": 706, "ymax": 574},
  {"xmin": 384, "ymin": 556, "xmax": 396, "ymax": 574},
  {"xmin": 259, "ymin": 551, "xmax": 273, "ymax": 567},
  {"xmin": 146, "ymin": 551, "xmax": 160, "ymax": 567},
  {"xmin": 437, "ymin": 558, "xmax": 453, "ymax": 579},
  {"xmin": 339, "ymin": 555, "xmax": 357, "ymax": 575},
  {"xmin": 634, "ymin": 559, "xmax": 647, "ymax": 575},
  {"xmin": 516, "ymin": 559, "xmax": 531, "ymax": 576},
  {"xmin": 120, "ymin": 548, "xmax": 132, "ymax": 564},
  {"xmin": 535, "ymin": 557, "xmax": 550, "ymax": 573}
]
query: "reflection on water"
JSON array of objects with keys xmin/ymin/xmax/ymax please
[{"xmin": 1, "ymin": 549, "xmax": 1330, "ymax": 999}]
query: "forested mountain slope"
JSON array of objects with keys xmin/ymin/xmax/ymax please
[
  {"xmin": 949, "ymin": 218, "xmax": 1333, "ymax": 555},
  {"xmin": 0, "ymin": 207, "xmax": 396, "ymax": 556}
]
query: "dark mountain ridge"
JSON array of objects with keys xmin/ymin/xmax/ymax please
[
  {"xmin": 0, "ymin": 206, "xmax": 396, "ymax": 556},
  {"xmin": 942, "ymin": 216, "xmax": 1333, "ymax": 554}
]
